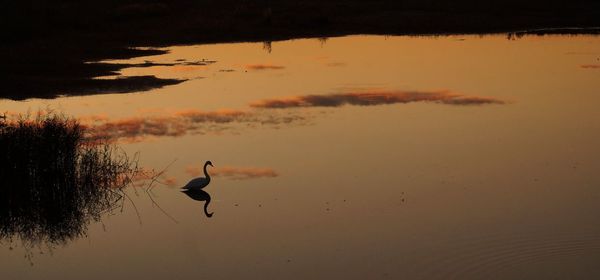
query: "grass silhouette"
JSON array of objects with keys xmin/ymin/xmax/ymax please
[{"xmin": 0, "ymin": 112, "xmax": 138, "ymax": 259}]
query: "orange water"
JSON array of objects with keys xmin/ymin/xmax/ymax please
[{"xmin": 2, "ymin": 35, "xmax": 600, "ymax": 279}]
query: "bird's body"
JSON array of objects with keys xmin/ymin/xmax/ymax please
[
  {"xmin": 181, "ymin": 160, "xmax": 213, "ymax": 191},
  {"xmin": 182, "ymin": 177, "xmax": 210, "ymax": 190}
]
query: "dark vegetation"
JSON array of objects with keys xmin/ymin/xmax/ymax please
[
  {"xmin": 2, "ymin": 48, "xmax": 185, "ymax": 100},
  {"xmin": 0, "ymin": 113, "xmax": 138, "ymax": 259},
  {"xmin": 2, "ymin": 0, "xmax": 600, "ymax": 100}
]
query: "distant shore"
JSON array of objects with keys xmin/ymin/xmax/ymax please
[{"xmin": 3, "ymin": 0, "xmax": 600, "ymax": 100}]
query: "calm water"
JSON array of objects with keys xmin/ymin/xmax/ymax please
[{"xmin": 2, "ymin": 35, "xmax": 600, "ymax": 279}]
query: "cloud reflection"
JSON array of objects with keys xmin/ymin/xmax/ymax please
[
  {"xmin": 81, "ymin": 88, "xmax": 504, "ymax": 143},
  {"xmin": 250, "ymin": 90, "xmax": 505, "ymax": 109},
  {"xmin": 83, "ymin": 109, "xmax": 308, "ymax": 143},
  {"xmin": 326, "ymin": 62, "xmax": 347, "ymax": 67},
  {"xmin": 245, "ymin": 64, "xmax": 285, "ymax": 70},
  {"xmin": 185, "ymin": 166, "xmax": 203, "ymax": 177},
  {"xmin": 162, "ymin": 176, "xmax": 179, "ymax": 186},
  {"xmin": 581, "ymin": 64, "xmax": 600, "ymax": 69},
  {"xmin": 186, "ymin": 165, "xmax": 278, "ymax": 180},
  {"xmin": 206, "ymin": 166, "xmax": 278, "ymax": 180}
]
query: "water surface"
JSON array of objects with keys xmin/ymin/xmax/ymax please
[{"xmin": 2, "ymin": 35, "xmax": 600, "ymax": 279}]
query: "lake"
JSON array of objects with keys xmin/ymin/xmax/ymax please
[{"xmin": 2, "ymin": 34, "xmax": 600, "ymax": 279}]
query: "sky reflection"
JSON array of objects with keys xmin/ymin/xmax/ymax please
[
  {"xmin": 3, "ymin": 35, "xmax": 600, "ymax": 279},
  {"xmin": 83, "ymin": 109, "xmax": 310, "ymax": 143},
  {"xmin": 245, "ymin": 64, "xmax": 286, "ymax": 70},
  {"xmin": 186, "ymin": 165, "xmax": 279, "ymax": 180},
  {"xmin": 580, "ymin": 64, "xmax": 600, "ymax": 69},
  {"xmin": 250, "ymin": 90, "xmax": 506, "ymax": 108}
]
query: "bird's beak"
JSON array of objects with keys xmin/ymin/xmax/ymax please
[{"xmin": 209, "ymin": 163, "xmax": 214, "ymax": 167}]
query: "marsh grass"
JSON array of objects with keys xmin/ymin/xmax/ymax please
[{"xmin": 0, "ymin": 112, "xmax": 139, "ymax": 260}]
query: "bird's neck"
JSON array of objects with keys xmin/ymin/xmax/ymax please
[{"xmin": 204, "ymin": 163, "xmax": 210, "ymax": 179}]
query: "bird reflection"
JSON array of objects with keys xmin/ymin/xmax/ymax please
[{"xmin": 182, "ymin": 189, "xmax": 214, "ymax": 218}]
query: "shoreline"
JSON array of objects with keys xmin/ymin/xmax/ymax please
[
  {"xmin": 5, "ymin": 29, "xmax": 600, "ymax": 101},
  {"xmin": 3, "ymin": 0, "xmax": 600, "ymax": 100}
]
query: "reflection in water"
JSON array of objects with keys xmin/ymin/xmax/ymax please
[
  {"xmin": 211, "ymin": 166, "xmax": 278, "ymax": 180},
  {"xmin": 250, "ymin": 90, "xmax": 506, "ymax": 109},
  {"xmin": 182, "ymin": 189, "xmax": 213, "ymax": 218},
  {"xmin": 581, "ymin": 64, "xmax": 600, "ymax": 69},
  {"xmin": 262, "ymin": 41, "xmax": 272, "ymax": 53},
  {"xmin": 185, "ymin": 165, "xmax": 278, "ymax": 180},
  {"xmin": 3, "ymin": 35, "xmax": 600, "ymax": 278},
  {"xmin": 80, "ymin": 88, "xmax": 505, "ymax": 144},
  {"xmin": 83, "ymin": 109, "xmax": 310, "ymax": 143},
  {"xmin": 245, "ymin": 64, "xmax": 285, "ymax": 71},
  {"xmin": 0, "ymin": 114, "xmax": 137, "ymax": 258}
]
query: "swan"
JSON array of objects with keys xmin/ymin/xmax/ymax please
[{"xmin": 181, "ymin": 160, "xmax": 213, "ymax": 191}]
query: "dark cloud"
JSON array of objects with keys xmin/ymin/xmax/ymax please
[
  {"xmin": 245, "ymin": 64, "xmax": 285, "ymax": 70},
  {"xmin": 250, "ymin": 90, "xmax": 505, "ymax": 109}
]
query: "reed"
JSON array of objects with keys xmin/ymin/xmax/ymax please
[{"xmin": 0, "ymin": 112, "xmax": 138, "ymax": 255}]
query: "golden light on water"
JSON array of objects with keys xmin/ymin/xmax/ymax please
[{"xmin": 2, "ymin": 35, "xmax": 600, "ymax": 278}]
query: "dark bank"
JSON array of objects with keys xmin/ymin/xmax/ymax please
[{"xmin": 2, "ymin": 0, "xmax": 600, "ymax": 99}]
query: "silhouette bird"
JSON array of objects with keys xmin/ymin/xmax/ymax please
[
  {"xmin": 182, "ymin": 189, "xmax": 213, "ymax": 217},
  {"xmin": 182, "ymin": 160, "xmax": 213, "ymax": 191}
]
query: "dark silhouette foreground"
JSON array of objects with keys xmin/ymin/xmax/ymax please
[{"xmin": 0, "ymin": 114, "xmax": 138, "ymax": 258}]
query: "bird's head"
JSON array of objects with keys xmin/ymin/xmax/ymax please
[{"xmin": 206, "ymin": 160, "xmax": 214, "ymax": 167}]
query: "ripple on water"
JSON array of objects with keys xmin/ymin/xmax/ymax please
[{"xmin": 423, "ymin": 230, "xmax": 600, "ymax": 279}]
